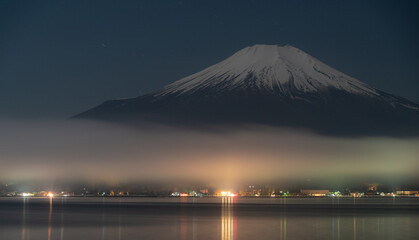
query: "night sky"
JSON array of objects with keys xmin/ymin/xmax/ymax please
[{"xmin": 1, "ymin": 0, "xmax": 418, "ymax": 118}]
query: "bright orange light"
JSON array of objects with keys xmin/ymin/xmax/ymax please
[
  {"xmin": 220, "ymin": 191, "xmax": 237, "ymax": 197},
  {"xmin": 47, "ymin": 192, "xmax": 54, "ymax": 198},
  {"xmin": 180, "ymin": 193, "xmax": 189, "ymax": 197}
]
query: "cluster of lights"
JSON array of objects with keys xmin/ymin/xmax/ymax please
[
  {"xmin": 220, "ymin": 191, "xmax": 237, "ymax": 197},
  {"xmin": 21, "ymin": 192, "xmax": 54, "ymax": 197},
  {"xmin": 171, "ymin": 191, "xmax": 203, "ymax": 197}
]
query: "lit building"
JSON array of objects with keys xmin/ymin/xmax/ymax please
[
  {"xmin": 367, "ymin": 184, "xmax": 378, "ymax": 192},
  {"xmin": 200, "ymin": 189, "xmax": 208, "ymax": 194},
  {"xmin": 216, "ymin": 191, "xmax": 237, "ymax": 197},
  {"xmin": 396, "ymin": 191, "xmax": 419, "ymax": 196},
  {"xmin": 36, "ymin": 191, "xmax": 48, "ymax": 197},
  {"xmin": 300, "ymin": 189, "xmax": 329, "ymax": 196}
]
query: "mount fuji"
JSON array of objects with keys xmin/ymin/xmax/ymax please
[{"xmin": 74, "ymin": 45, "xmax": 419, "ymax": 136}]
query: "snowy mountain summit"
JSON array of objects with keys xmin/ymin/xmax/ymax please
[
  {"xmin": 75, "ymin": 44, "xmax": 419, "ymax": 136},
  {"xmin": 158, "ymin": 45, "xmax": 376, "ymax": 97}
]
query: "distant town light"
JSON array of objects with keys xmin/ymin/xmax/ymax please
[
  {"xmin": 220, "ymin": 191, "xmax": 237, "ymax": 197},
  {"xmin": 47, "ymin": 192, "xmax": 54, "ymax": 198}
]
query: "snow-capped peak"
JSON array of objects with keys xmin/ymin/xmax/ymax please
[{"xmin": 156, "ymin": 44, "xmax": 378, "ymax": 97}]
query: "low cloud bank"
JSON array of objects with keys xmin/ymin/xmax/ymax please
[{"xmin": 0, "ymin": 119, "xmax": 418, "ymax": 184}]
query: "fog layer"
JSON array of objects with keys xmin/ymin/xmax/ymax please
[{"xmin": 0, "ymin": 120, "xmax": 418, "ymax": 184}]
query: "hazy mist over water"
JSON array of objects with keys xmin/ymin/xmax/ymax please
[
  {"xmin": 1, "ymin": 197, "xmax": 418, "ymax": 240},
  {"xmin": 0, "ymin": 119, "xmax": 418, "ymax": 185}
]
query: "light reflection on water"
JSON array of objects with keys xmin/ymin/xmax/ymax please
[
  {"xmin": 221, "ymin": 197, "xmax": 236, "ymax": 240},
  {"xmin": 48, "ymin": 197, "xmax": 52, "ymax": 240},
  {"xmin": 0, "ymin": 197, "xmax": 418, "ymax": 240},
  {"xmin": 21, "ymin": 197, "xmax": 26, "ymax": 240}
]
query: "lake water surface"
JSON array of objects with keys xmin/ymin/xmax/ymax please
[{"xmin": 0, "ymin": 197, "xmax": 418, "ymax": 240}]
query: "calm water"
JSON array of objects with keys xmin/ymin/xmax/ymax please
[{"xmin": 0, "ymin": 197, "xmax": 418, "ymax": 240}]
